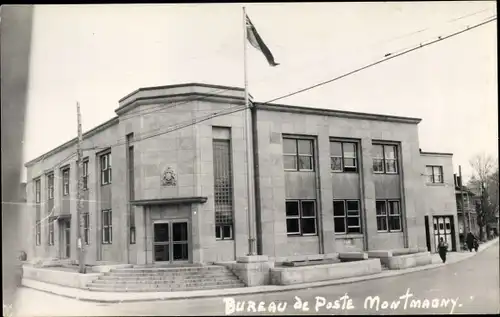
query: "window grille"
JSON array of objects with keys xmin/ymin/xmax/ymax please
[{"xmin": 213, "ymin": 139, "xmax": 234, "ymax": 240}]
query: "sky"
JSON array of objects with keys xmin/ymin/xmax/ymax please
[{"xmin": 22, "ymin": 2, "xmax": 497, "ymax": 182}]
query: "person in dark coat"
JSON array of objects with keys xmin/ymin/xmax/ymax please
[
  {"xmin": 473, "ymin": 236, "xmax": 479, "ymax": 252},
  {"xmin": 438, "ymin": 237, "xmax": 448, "ymax": 263},
  {"xmin": 466, "ymin": 232, "xmax": 475, "ymax": 252}
]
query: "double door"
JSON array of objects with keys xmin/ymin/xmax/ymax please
[
  {"xmin": 153, "ymin": 220, "xmax": 189, "ymax": 263},
  {"xmin": 433, "ymin": 216, "xmax": 454, "ymax": 251}
]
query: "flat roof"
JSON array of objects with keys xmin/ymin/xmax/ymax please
[
  {"xmin": 26, "ymin": 83, "xmax": 425, "ymax": 168},
  {"xmin": 420, "ymin": 151, "xmax": 454, "ymax": 157},
  {"xmin": 24, "ymin": 116, "xmax": 119, "ymax": 167},
  {"xmin": 255, "ymin": 102, "xmax": 422, "ymax": 124}
]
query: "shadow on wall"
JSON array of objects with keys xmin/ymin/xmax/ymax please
[{"xmin": 1, "ymin": 4, "xmax": 33, "ymax": 308}]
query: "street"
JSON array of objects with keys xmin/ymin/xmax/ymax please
[{"xmin": 12, "ymin": 242, "xmax": 499, "ymax": 316}]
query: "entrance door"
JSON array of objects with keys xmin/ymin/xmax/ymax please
[
  {"xmin": 61, "ymin": 219, "xmax": 71, "ymax": 258},
  {"xmin": 433, "ymin": 216, "xmax": 453, "ymax": 252},
  {"xmin": 153, "ymin": 220, "xmax": 189, "ymax": 263}
]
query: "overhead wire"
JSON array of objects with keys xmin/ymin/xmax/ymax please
[
  {"xmin": 102, "ymin": 12, "xmax": 499, "ymax": 147},
  {"xmin": 77, "ymin": 15, "xmax": 497, "ymax": 153},
  {"xmin": 115, "ymin": 6, "xmax": 496, "ymax": 123},
  {"xmin": 29, "ymin": 11, "xmax": 497, "ymax": 162},
  {"xmin": 263, "ymin": 15, "xmax": 496, "ymax": 105}
]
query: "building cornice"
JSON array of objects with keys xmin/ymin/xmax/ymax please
[
  {"xmin": 130, "ymin": 197, "xmax": 208, "ymax": 206},
  {"xmin": 115, "ymin": 93, "xmax": 248, "ymax": 116},
  {"xmin": 118, "ymin": 83, "xmax": 245, "ymax": 103},
  {"xmin": 255, "ymin": 103, "xmax": 422, "ymax": 124},
  {"xmin": 420, "ymin": 151, "xmax": 454, "ymax": 157},
  {"xmin": 116, "ymin": 83, "xmax": 254, "ymax": 116},
  {"xmin": 24, "ymin": 116, "xmax": 119, "ymax": 168}
]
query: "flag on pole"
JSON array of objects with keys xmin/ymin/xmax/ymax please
[{"xmin": 246, "ymin": 14, "xmax": 279, "ymax": 67}]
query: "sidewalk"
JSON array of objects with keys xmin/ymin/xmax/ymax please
[{"xmin": 21, "ymin": 237, "xmax": 499, "ymax": 303}]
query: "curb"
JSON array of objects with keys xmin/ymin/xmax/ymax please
[{"xmin": 22, "ymin": 238, "xmax": 499, "ymax": 303}]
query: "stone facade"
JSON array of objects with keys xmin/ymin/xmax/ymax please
[
  {"xmin": 24, "ymin": 83, "xmax": 454, "ymax": 266},
  {"xmin": 420, "ymin": 152, "xmax": 460, "ymax": 252}
]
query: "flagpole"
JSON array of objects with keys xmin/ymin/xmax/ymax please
[{"xmin": 243, "ymin": 6, "xmax": 256, "ymax": 256}]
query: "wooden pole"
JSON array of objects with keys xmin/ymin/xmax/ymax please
[
  {"xmin": 76, "ymin": 101, "xmax": 86, "ymax": 273},
  {"xmin": 459, "ymin": 166, "xmax": 467, "ymax": 246}
]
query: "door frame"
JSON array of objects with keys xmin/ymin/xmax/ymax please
[
  {"xmin": 58, "ymin": 219, "xmax": 71, "ymax": 259},
  {"xmin": 152, "ymin": 219, "xmax": 191, "ymax": 264},
  {"xmin": 424, "ymin": 216, "xmax": 431, "ymax": 252},
  {"xmin": 432, "ymin": 215, "xmax": 456, "ymax": 252}
]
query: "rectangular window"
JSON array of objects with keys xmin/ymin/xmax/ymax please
[
  {"xmin": 372, "ymin": 144, "xmax": 399, "ymax": 174},
  {"xmin": 376, "ymin": 200, "xmax": 402, "ymax": 232},
  {"xmin": 426, "ymin": 165, "xmax": 443, "ymax": 184},
  {"xmin": 213, "ymin": 138, "xmax": 234, "ymax": 240},
  {"xmin": 83, "ymin": 213, "xmax": 90, "ymax": 245},
  {"xmin": 130, "ymin": 226, "xmax": 136, "ymax": 245},
  {"xmin": 82, "ymin": 159, "xmax": 89, "ymax": 190},
  {"xmin": 286, "ymin": 200, "xmax": 317, "ymax": 236},
  {"xmin": 333, "ymin": 200, "xmax": 362, "ymax": 234},
  {"xmin": 127, "ymin": 133, "xmax": 136, "ymax": 244},
  {"xmin": 100, "ymin": 152, "xmax": 112, "ymax": 185},
  {"xmin": 36, "ymin": 221, "xmax": 41, "ymax": 246},
  {"xmin": 330, "ymin": 141, "xmax": 358, "ymax": 173},
  {"xmin": 62, "ymin": 168, "xmax": 70, "ymax": 196},
  {"xmin": 376, "ymin": 201, "xmax": 388, "ymax": 231},
  {"xmin": 283, "ymin": 137, "xmax": 314, "ymax": 171},
  {"xmin": 102, "ymin": 210, "xmax": 112, "ymax": 244},
  {"xmin": 47, "ymin": 174, "xmax": 54, "ymax": 200},
  {"xmin": 35, "ymin": 179, "xmax": 41, "ymax": 203},
  {"xmin": 48, "ymin": 219, "xmax": 54, "ymax": 246}
]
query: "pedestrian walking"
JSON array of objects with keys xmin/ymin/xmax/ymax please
[
  {"xmin": 466, "ymin": 231, "xmax": 475, "ymax": 252},
  {"xmin": 473, "ymin": 238, "xmax": 479, "ymax": 252},
  {"xmin": 438, "ymin": 237, "xmax": 448, "ymax": 263}
]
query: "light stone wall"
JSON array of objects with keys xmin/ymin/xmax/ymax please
[
  {"xmin": 25, "ymin": 85, "xmax": 433, "ymax": 265},
  {"xmin": 420, "ymin": 153, "xmax": 459, "ymax": 252},
  {"xmin": 255, "ymin": 109, "xmax": 425, "ymax": 257}
]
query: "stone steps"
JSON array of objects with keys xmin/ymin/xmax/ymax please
[
  {"xmin": 97, "ymin": 274, "xmax": 237, "ymax": 282},
  {"xmin": 87, "ymin": 265, "xmax": 245, "ymax": 292},
  {"xmin": 102, "ymin": 271, "xmax": 229, "ymax": 277},
  {"xmin": 87, "ymin": 281, "xmax": 244, "ymax": 292},
  {"xmin": 93, "ymin": 276, "xmax": 241, "ymax": 284},
  {"xmin": 113, "ymin": 266, "xmax": 225, "ymax": 273}
]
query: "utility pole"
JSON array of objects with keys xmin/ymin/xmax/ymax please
[
  {"xmin": 76, "ymin": 101, "xmax": 86, "ymax": 273},
  {"xmin": 459, "ymin": 166, "xmax": 468, "ymax": 244}
]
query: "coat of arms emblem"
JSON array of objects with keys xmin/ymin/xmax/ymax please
[{"xmin": 161, "ymin": 167, "xmax": 177, "ymax": 186}]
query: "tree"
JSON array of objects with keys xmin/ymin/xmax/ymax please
[{"xmin": 468, "ymin": 154, "xmax": 499, "ymax": 240}]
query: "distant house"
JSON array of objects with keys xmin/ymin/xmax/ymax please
[
  {"xmin": 18, "ymin": 182, "xmax": 32, "ymax": 258},
  {"xmin": 420, "ymin": 151, "xmax": 460, "ymax": 253},
  {"xmin": 454, "ymin": 175, "xmax": 480, "ymax": 242}
]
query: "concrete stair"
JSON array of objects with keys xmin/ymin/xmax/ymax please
[{"xmin": 86, "ymin": 265, "xmax": 245, "ymax": 292}]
